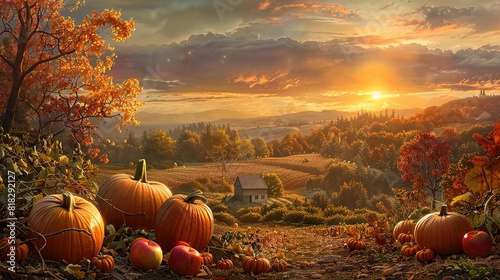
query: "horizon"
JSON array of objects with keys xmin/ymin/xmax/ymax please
[{"xmin": 71, "ymin": 1, "xmax": 500, "ymax": 117}]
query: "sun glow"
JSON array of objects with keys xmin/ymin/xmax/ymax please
[{"xmin": 373, "ymin": 91, "xmax": 381, "ymax": 99}]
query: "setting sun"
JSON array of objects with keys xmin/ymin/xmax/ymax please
[{"xmin": 373, "ymin": 91, "xmax": 381, "ymax": 99}]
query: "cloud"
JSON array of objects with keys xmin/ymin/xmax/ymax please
[
  {"xmin": 110, "ymin": 33, "xmax": 500, "ymax": 100},
  {"xmin": 396, "ymin": 4, "xmax": 500, "ymax": 34}
]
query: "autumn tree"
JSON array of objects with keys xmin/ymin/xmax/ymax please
[
  {"xmin": 0, "ymin": 0, "xmax": 142, "ymax": 151},
  {"xmin": 251, "ymin": 136, "xmax": 270, "ymax": 158},
  {"xmin": 142, "ymin": 130, "xmax": 176, "ymax": 167},
  {"xmin": 333, "ymin": 180, "xmax": 368, "ymax": 210},
  {"xmin": 397, "ymin": 132, "xmax": 452, "ymax": 210},
  {"xmin": 264, "ymin": 173, "xmax": 284, "ymax": 198},
  {"xmin": 175, "ymin": 129, "xmax": 201, "ymax": 162}
]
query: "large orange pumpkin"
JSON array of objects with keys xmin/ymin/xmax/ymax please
[
  {"xmin": 27, "ymin": 192, "xmax": 104, "ymax": 264},
  {"xmin": 155, "ymin": 190, "xmax": 214, "ymax": 252},
  {"xmin": 414, "ymin": 205, "xmax": 473, "ymax": 257},
  {"xmin": 393, "ymin": 219, "xmax": 416, "ymax": 240},
  {"xmin": 96, "ymin": 159, "xmax": 172, "ymax": 230}
]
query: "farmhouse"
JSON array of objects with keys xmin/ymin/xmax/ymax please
[{"xmin": 233, "ymin": 175, "xmax": 268, "ymax": 204}]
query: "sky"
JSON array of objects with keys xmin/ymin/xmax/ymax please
[{"xmin": 74, "ymin": 0, "xmax": 500, "ymax": 117}]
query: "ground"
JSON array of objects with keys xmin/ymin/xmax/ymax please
[{"xmin": 4, "ymin": 223, "xmax": 498, "ymax": 280}]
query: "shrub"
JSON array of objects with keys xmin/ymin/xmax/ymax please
[
  {"xmin": 262, "ymin": 208, "xmax": 287, "ymax": 222},
  {"xmin": 210, "ymin": 204, "xmax": 232, "ymax": 214},
  {"xmin": 323, "ymin": 205, "xmax": 352, "ymax": 217},
  {"xmin": 301, "ymin": 206, "xmax": 322, "ymax": 215},
  {"xmin": 325, "ymin": 214, "xmax": 345, "ymax": 225},
  {"xmin": 196, "ymin": 177, "xmax": 211, "ymax": 184},
  {"xmin": 303, "ymin": 214, "xmax": 325, "ymax": 225},
  {"xmin": 177, "ymin": 180, "xmax": 208, "ymax": 192},
  {"xmin": 370, "ymin": 193, "xmax": 395, "ymax": 212},
  {"xmin": 353, "ymin": 208, "xmax": 370, "ymax": 215},
  {"xmin": 214, "ymin": 212, "xmax": 237, "ymax": 226},
  {"xmin": 283, "ymin": 210, "xmax": 307, "ymax": 223},
  {"xmin": 237, "ymin": 207, "xmax": 261, "ymax": 218},
  {"xmin": 239, "ymin": 212, "xmax": 263, "ymax": 223},
  {"xmin": 343, "ymin": 214, "xmax": 367, "ymax": 225},
  {"xmin": 209, "ymin": 179, "xmax": 233, "ymax": 192}
]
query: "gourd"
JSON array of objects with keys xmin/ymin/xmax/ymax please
[
  {"xmin": 397, "ymin": 232, "xmax": 414, "ymax": 244},
  {"xmin": 201, "ymin": 251, "xmax": 213, "ymax": 265},
  {"xmin": 347, "ymin": 238, "xmax": 366, "ymax": 250},
  {"xmin": 216, "ymin": 258, "xmax": 233, "ymax": 270},
  {"xmin": 401, "ymin": 242, "xmax": 420, "ymax": 257},
  {"xmin": 0, "ymin": 238, "xmax": 29, "ymax": 262},
  {"xmin": 91, "ymin": 254, "xmax": 114, "ymax": 273},
  {"xmin": 393, "ymin": 219, "xmax": 416, "ymax": 240},
  {"xmin": 414, "ymin": 205, "xmax": 473, "ymax": 256},
  {"xmin": 27, "ymin": 192, "xmax": 104, "ymax": 264},
  {"xmin": 415, "ymin": 248, "xmax": 435, "ymax": 263},
  {"xmin": 155, "ymin": 190, "xmax": 214, "ymax": 252},
  {"xmin": 241, "ymin": 255, "xmax": 271, "ymax": 275},
  {"xmin": 271, "ymin": 258, "xmax": 288, "ymax": 272},
  {"xmin": 96, "ymin": 159, "xmax": 172, "ymax": 230}
]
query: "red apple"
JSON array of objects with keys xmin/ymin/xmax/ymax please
[
  {"xmin": 130, "ymin": 238, "xmax": 163, "ymax": 270},
  {"xmin": 462, "ymin": 230, "xmax": 493, "ymax": 258},
  {"xmin": 168, "ymin": 244, "xmax": 202, "ymax": 276}
]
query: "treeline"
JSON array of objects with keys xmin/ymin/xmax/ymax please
[{"xmin": 98, "ymin": 110, "xmax": 492, "ymax": 172}]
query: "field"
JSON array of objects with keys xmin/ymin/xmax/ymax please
[{"xmin": 94, "ymin": 154, "xmax": 334, "ymax": 195}]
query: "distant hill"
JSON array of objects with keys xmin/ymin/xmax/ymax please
[{"xmin": 409, "ymin": 95, "xmax": 500, "ymax": 125}]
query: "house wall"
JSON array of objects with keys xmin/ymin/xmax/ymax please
[{"xmin": 241, "ymin": 189, "xmax": 268, "ymax": 204}]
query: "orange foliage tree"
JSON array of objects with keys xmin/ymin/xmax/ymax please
[
  {"xmin": 397, "ymin": 132, "xmax": 452, "ymax": 210},
  {"xmin": 0, "ymin": 0, "xmax": 142, "ymax": 154}
]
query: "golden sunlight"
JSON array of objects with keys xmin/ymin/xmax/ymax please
[{"xmin": 373, "ymin": 91, "xmax": 381, "ymax": 99}]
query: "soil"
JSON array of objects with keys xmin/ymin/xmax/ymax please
[{"xmin": 2, "ymin": 223, "xmax": 499, "ymax": 280}]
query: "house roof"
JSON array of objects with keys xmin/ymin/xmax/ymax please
[{"xmin": 235, "ymin": 175, "xmax": 268, "ymax": 190}]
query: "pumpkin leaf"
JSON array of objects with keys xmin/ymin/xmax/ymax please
[
  {"xmin": 64, "ymin": 264, "xmax": 86, "ymax": 279},
  {"xmin": 450, "ymin": 192, "xmax": 475, "ymax": 207},
  {"xmin": 464, "ymin": 159, "xmax": 500, "ymax": 194}
]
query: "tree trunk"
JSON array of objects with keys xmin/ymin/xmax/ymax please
[{"xmin": 2, "ymin": 84, "xmax": 22, "ymax": 133}]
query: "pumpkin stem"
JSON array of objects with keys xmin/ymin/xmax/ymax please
[
  {"xmin": 133, "ymin": 159, "xmax": 148, "ymax": 182},
  {"xmin": 61, "ymin": 192, "xmax": 75, "ymax": 212},
  {"xmin": 185, "ymin": 190, "xmax": 207, "ymax": 203},
  {"xmin": 438, "ymin": 205, "xmax": 448, "ymax": 217}
]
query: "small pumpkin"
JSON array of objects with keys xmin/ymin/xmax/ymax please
[
  {"xmin": 201, "ymin": 251, "xmax": 213, "ymax": 265},
  {"xmin": 27, "ymin": 192, "xmax": 104, "ymax": 264},
  {"xmin": 242, "ymin": 255, "xmax": 271, "ymax": 275},
  {"xmin": 397, "ymin": 232, "xmax": 414, "ymax": 244},
  {"xmin": 216, "ymin": 258, "xmax": 233, "ymax": 270},
  {"xmin": 401, "ymin": 242, "xmax": 420, "ymax": 257},
  {"xmin": 271, "ymin": 258, "xmax": 288, "ymax": 272},
  {"xmin": 415, "ymin": 248, "xmax": 435, "ymax": 263},
  {"xmin": 91, "ymin": 254, "xmax": 114, "ymax": 273},
  {"xmin": 414, "ymin": 205, "xmax": 473, "ymax": 256},
  {"xmin": 347, "ymin": 238, "xmax": 366, "ymax": 251},
  {"xmin": 96, "ymin": 159, "xmax": 172, "ymax": 230},
  {"xmin": 393, "ymin": 219, "xmax": 416, "ymax": 240},
  {"xmin": 0, "ymin": 238, "xmax": 29, "ymax": 262},
  {"xmin": 155, "ymin": 190, "xmax": 214, "ymax": 252}
]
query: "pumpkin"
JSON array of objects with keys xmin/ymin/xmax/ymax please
[
  {"xmin": 96, "ymin": 159, "xmax": 172, "ymax": 230},
  {"xmin": 415, "ymin": 248, "xmax": 435, "ymax": 263},
  {"xmin": 393, "ymin": 219, "xmax": 416, "ymax": 240},
  {"xmin": 241, "ymin": 255, "xmax": 271, "ymax": 275},
  {"xmin": 397, "ymin": 232, "xmax": 414, "ymax": 244},
  {"xmin": 0, "ymin": 238, "xmax": 29, "ymax": 262},
  {"xmin": 347, "ymin": 238, "xmax": 366, "ymax": 250},
  {"xmin": 27, "ymin": 192, "xmax": 104, "ymax": 264},
  {"xmin": 414, "ymin": 205, "xmax": 473, "ymax": 256},
  {"xmin": 91, "ymin": 254, "xmax": 114, "ymax": 273},
  {"xmin": 271, "ymin": 258, "xmax": 288, "ymax": 272},
  {"xmin": 201, "ymin": 251, "xmax": 213, "ymax": 265},
  {"xmin": 401, "ymin": 242, "xmax": 420, "ymax": 257},
  {"xmin": 216, "ymin": 258, "xmax": 233, "ymax": 270},
  {"xmin": 155, "ymin": 190, "xmax": 214, "ymax": 252}
]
